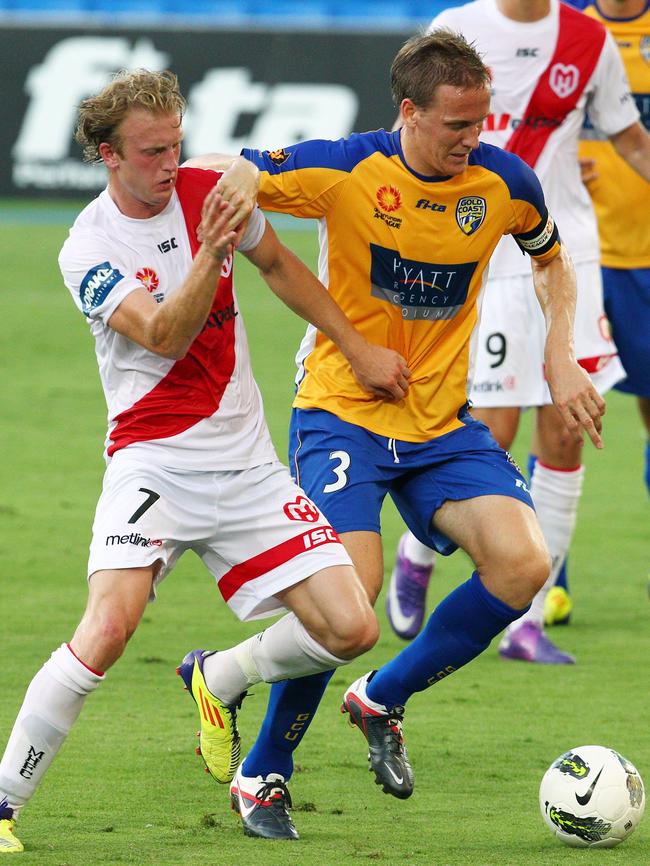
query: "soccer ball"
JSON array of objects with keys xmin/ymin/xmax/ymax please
[{"xmin": 539, "ymin": 745, "xmax": 645, "ymax": 847}]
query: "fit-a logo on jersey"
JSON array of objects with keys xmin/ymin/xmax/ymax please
[
  {"xmin": 456, "ymin": 197, "xmax": 486, "ymax": 236},
  {"xmin": 374, "ymin": 186, "xmax": 403, "ymax": 229},
  {"xmin": 369, "ymin": 243, "xmax": 477, "ymax": 320},
  {"xmin": 284, "ymin": 496, "xmax": 320, "ymax": 523},
  {"xmin": 136, "ymin": 266, "xmax": 164, "ymax": 304},
  {"xmin": 416, "ymin": 199, "xmax": 446, "ymax": 213},
  {"xmin": 549, "ymin": 63, "xmax": 580, "ymax": 99},
  {"xmin": 80, "ymin": 261, "xmax": 124, "ymax": 316}
]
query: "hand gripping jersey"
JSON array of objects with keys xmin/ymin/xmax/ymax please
[
  {"xmin": 242, "ymin": 132, "xmax": 560, "ymax": 442},
  {"xmin": 59, "ymin": 167, "xmax": 277, "ymax": 470},
  {"xmin": 575, "ymin": 0, "xmax": 650, "ymax": 267},
  {"xmin": 432, "ymin": 0, "xmax": 640, "ymax": 276}
]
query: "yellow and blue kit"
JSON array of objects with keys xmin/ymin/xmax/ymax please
[
  {"xmin": 243, "ymin": 130, "xmax": 560, "ymax": 444},
  {"xmin": 576, "ymin": 0, "xmax": 650, "ymax": 268}
]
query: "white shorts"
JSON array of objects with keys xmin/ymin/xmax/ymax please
[
  {"xmin": 470, "ymin": 260, "xmax": 625, "ymax": 408},
  {"xmin": 88, "ymin": 451, "xmax": 352, "ymax": 621}
]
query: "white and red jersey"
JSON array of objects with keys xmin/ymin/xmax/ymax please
[
  {"xmin": 59, "ymin": 167, "xmax": 278, "ymax": 470},
  {"xmin": 431, "ymin": 0, "xmax": 639, "ymax": 276}
]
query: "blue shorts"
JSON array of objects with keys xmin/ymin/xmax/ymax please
[
  {"xmin": 288, "ymin": 407, "xmax": 533, "ymax": 556},
  {"xmin": 603, "ymin": 266, "xmax": 650, "ymax": 398}
]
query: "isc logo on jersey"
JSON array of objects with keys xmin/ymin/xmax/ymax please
[
  {"xmin": 302, "ymin": 526, "xmax": 340, "ymax": 550},
  {"xmin": 456, "ymin": 197, "xmax": 486, "ymax": 236},
  {"xmin": 80, "ymin": 261, "xmax": 124, "ymax": 315}
]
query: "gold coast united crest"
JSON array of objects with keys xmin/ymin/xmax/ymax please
[{"xmin": 456, "ymin": 196, "xmax": 486, "ymax": 236}]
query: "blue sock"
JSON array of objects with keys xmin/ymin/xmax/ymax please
[
  {"xmin": 645, "ymin": 441, "xmax": 650, "ymax": 497},
  {"xmin": 527, "ymin": 452, "xmax": 537, "ymax": 483},
  {"xmin": 367, "ymin": 572, "xmax": 527, "ymax": 708},
  {"xmin": 241, "ymin": 669, "xmax": 334, "ymax": 781},
  {"xmin": 555, "ymin": 559, "xmax": 569, "ymax": 591},
  {"xmin": 528, "ymin": 452, "xmax": 569, "ymax": 592}
]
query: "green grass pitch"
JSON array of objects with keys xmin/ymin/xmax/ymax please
[{"xmin": 0, "ymin": 200, "xmax": 648, "ymax": 865}]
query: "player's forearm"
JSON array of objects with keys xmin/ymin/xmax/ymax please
[
  {"xmin": 144, "ymin": 248, "xmax": 227, "ymax": 358},
  {"xmin": 261, "ymin": 246, "xmax": 368, "ymax": 360},
  {"xmin": 182, "ymin": 152, "xmax": 240, "ymax": 171},
  {"xmin": 610, "ymin": 121, "xmax": 650, "ymax": 182},
  {"xmin": 532, "ymin": 246, "xmax": 577, "ymax": 364}
]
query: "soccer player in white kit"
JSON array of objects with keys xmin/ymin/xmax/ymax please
[
  {"xmin": 387, "ymin": 0, "xmax": 650, "ymax": 663},
  {"xmin": 0, "ymin": 69, "xmax": 411, "ymax": 856}
]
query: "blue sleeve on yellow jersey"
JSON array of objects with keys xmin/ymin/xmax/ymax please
[
  {"xmin": 470, "ymin": 143, "xmax": 560, "ymax": 256},
  {"xmin": 470, "ymin": 143, "xmax": 547, "ymax": 213},
  {"xmin": 241, "ymin": 129, "xmax": 400, "ymax": 175}
]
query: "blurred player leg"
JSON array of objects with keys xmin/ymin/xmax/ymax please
[
  {"xmin": 386, "ymin": 531, "xmax": 436, "ymax": 640},
  {"xmin": 527, "ymin": 452, "xmax": 572, "ymax": 625}
]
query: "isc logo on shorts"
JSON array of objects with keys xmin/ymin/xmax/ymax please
[
  {"xmin": 302, "ymin": 526, "xmax": 340, "ymax": 549},
  {"xmin": 283, "ymin": 496, "xmax": 320, "ymax": 522}
]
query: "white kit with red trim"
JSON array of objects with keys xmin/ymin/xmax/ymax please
[
  {"xmin": 431, "ymin": 0, "xmax": 639, "ymax": 277},
  {"xmin": 59, "ymin": 168, "xmax": 277, "ymax": 471}
]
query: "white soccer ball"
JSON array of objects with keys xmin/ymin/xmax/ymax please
[{"xmin": 539, "ymin": 745, "xmax": 645, "ymax": 847}]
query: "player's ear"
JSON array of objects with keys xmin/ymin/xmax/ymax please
[
  {"xmin": 401, "ymin": 99, "xmax": 418, "ymax": 128},
  {"xmin": 99, "ymin": 141, "xmax": 119, "ymax": 169}
]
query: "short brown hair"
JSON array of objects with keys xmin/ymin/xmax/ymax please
[
  {"xmin": 75, "ymin": 69, "xmax": 186, "ymax": 163},
  {"xmin": 391, "ymin": 29, "xmax": 491, "ymax": 109}
]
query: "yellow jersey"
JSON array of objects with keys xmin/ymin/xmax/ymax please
[
  {"xmin": 243, "ymin": 131, "xmax": 561, "ymax": 441},
  {"xmin": 578, "ymin": 0, "xmax": 650, "ymax": 267}
]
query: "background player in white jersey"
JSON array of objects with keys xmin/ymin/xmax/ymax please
[
  {"xmin": 573, "ymin": 0, "xmax": 650, "ymax": 503},
  {"xmin": 0, "ymin": 69, "xmax": 411, "ymax": 856},
  {"xmin": 387, "ymin": 0, "xmax": 650, "ymax": 664}
]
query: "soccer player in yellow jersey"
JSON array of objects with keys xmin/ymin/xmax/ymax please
[
  {"xmin": 576, "ymin": 0, "xmax": 650, "ymax": 497},
  {"xmin": 186, "ymin": 31, "xmax": 605, "ymax": 838}
]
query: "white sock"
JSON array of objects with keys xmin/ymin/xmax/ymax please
[
  {"xmin": 202, "ymin": 613, "xmax": 347, "ymax": 704},
  {"xmin": 514, "ymin": 462, "xmax": 585, "ymax": 630},
  {"xmin": 0, "ymin": 644, "xmax": 104, "ymax": 813},
  {"xmin": 402, "ymin": 531, "xmax": 436, "ymax": 567}
]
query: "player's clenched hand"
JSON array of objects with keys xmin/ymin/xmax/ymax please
[
  {"xmin": 348, "ymin": 341, "xmax": 411, "ymax": 400},
  {"xmin": 199, "ymin": 188, "xmax": 239, "ymax": 261},
  {"xmin": 216, "ymin": 158, "xmax": 259, "ymax": 230},
  {"xmin": 547, "ymin": 358, "xmax": 606, "ymax": 449}
]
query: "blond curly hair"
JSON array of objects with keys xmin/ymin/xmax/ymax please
[{"xmin": 76, "ymin": 69, "xmax": 186, "ymax": 163}]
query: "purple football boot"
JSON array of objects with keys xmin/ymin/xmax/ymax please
[
  {"xmin": 498, "ymin": 621, "xmax": 575, "ymax": 664},
  {"xmin": 386, "ymin": 533, "xmax": 434, "ymax": 640}
]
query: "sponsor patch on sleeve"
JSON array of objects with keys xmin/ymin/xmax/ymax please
[
  {"xmin": 515, "ymin": 215, "xmax": 559, "ymax": 256},
  {"xmin": 79, "ymin": 261, "xmax": 125, "ymax": 316}
]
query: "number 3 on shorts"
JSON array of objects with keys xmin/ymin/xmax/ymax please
[{"xmin": 323, "ymin": 450, "xmax": 350, "ymax": 493}]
